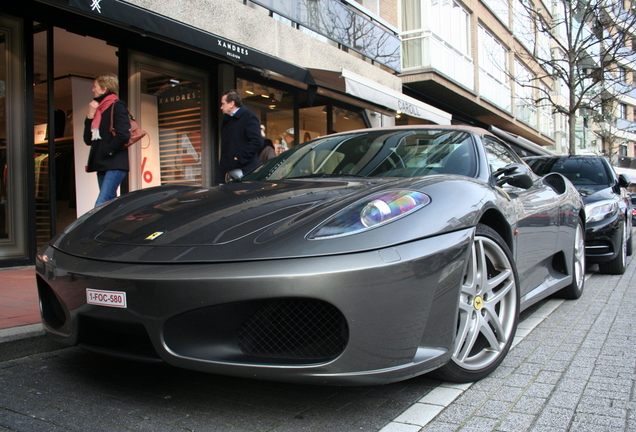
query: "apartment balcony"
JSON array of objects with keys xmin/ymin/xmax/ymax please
[
  {"xmin": 400, "ymin": 31, "xmax": 555, "ymax": 147},
  {"xmin": 401, "ymin": 31, "xmax": 474, "ymax": 90},
  {"xmin": 617, "ymin": 118, "xmax": 636, "ymax": 135},
  {"xmin": 611, "ymin": 82, "xmax": 636, "ymax": 103},
  {"xmin": 247, "ymin": 0, "xmax": 401, "ymax": 72},
  {"xmin": 480, "ymin": 71, "xmax": 511, "ymax": 112}
]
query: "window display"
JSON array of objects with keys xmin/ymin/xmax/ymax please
[
  {"xmin": 141, "ymin": 70, "xmax": 203, "ymax": 186},
  {"xmin": 237, "ymin": 79, "xmax": 294, "ymax": 155},
  {"xmin": 236, "ymin": 78, "xmax": 368, "ymax": 155}
]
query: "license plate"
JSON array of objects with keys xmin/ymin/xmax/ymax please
[{"xmin": 86, "ymin": 289, "xmax": 127, "ymax": 308}]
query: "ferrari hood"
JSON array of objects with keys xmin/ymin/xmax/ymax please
[{"xmin": 50, "ymin": 177, "xmax": 483, "ymax": 263}]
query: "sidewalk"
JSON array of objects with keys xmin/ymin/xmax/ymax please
[
  {"xmin": 0, "ymin": 266, "xmax": 40, "ymax": 330},
  {"xmin": 382, "ymin": 254, "xmax": 636, "ymax": 432}
]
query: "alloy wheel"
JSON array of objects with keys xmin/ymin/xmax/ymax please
[{"xmin": 452, "ymin": 232, "xmax": 518, "ymax": 371}]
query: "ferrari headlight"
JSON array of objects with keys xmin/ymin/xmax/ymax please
[
  {"xmin": 585, "ymin": 200, "xmax": 618, "ymax": 223},
  {"xmin": 308, "ymin": 190, "xmax": 431, "ymax": 239}
]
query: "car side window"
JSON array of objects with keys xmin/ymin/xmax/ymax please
[{"xmin": 483, "ymin": 137, "xmax": 521, "ymax": 175}]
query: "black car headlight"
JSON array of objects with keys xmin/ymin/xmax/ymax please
[
  {"xmin": 308, "ymin": 190, "xmax": 431, "ymax": 239},
  {"xmin": 585, "ymin": 200, "xmax": 618, "ymax": 223}
]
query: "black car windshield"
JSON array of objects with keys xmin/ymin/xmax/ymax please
[
  {"xmin": 243, "ymin": 129, "xmax": 477, "ymax": 181},
  {"xmin": 526, "ymin": 157, "xmax": 612, "ymax": 189}
]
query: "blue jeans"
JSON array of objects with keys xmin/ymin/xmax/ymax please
[{"xmin": 95, "ymin": 170, "xmax": 128, "ymax": 207}]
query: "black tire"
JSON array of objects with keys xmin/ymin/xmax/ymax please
[
  {"xmin": 598, "ymin": 222, "xmax": 627, "ymax": 275},
  {"xmin": 557, "ymin": 218, "xmax": 585, "ymax": 300},
  {"xmin": 430, "ymin": 224, "xmax": 519, "ymax": 383}
]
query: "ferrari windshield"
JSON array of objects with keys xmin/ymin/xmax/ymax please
[{"xmin": 244, "ymin": 129, "xmax": 477, "ymax": 181}]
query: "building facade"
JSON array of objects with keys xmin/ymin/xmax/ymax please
[
  {"xmin": 397, "ymin": 0, "xmax": 559, "ymax": 152},
  {"xmin": 0, "ymin": 0, "xmax": 451, "ymax": 267}
]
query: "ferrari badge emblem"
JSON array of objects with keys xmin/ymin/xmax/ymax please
[
  {"xmin": 145, "ymin": 231, "xmax": 164, "ymax": 241},
  {"xmin": 473, "ymin": 296, "xmax": 483, "ymax": 310}
]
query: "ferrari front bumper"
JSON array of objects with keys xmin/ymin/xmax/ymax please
[{"xmin": 36, "ymin": 228, "xmax": 473, "ymax": 385}]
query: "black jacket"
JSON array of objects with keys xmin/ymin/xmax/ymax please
[
  {"xmin": 217, "ymin": 106, "xmax": 263, "ymax": 182},
  {"xmin": 83, "ymin": 98, "xmax": 131, "ymax": 173}
]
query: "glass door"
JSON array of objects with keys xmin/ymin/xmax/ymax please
[{"xmin": 128, "ymin": 53, "xmax": 209, "ymax": 189}]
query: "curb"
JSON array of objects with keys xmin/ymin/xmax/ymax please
[
  {"xmin": 0, "ymin": 323, "xmax": 65, "ymax": 362},
  {"xmin": 0, "ymin": 323, "xmax": 44, "ymax": 343}
]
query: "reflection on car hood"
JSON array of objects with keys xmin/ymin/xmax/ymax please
[{"xmin": 51, "ymin": 177, "xmax": 479, "ymax": 263}]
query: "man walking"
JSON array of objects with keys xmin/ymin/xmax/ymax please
[{"xmin": 216, "ymin": 89, "xmax": 263, "ymax": 183}]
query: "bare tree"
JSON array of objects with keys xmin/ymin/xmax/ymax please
[{"xmin": 516, "ymin": 0, "xmax": 636, "ymax": 155}]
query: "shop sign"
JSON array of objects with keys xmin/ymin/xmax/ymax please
[
  {"xmin": 397, "ymin": 100, "xmax": 421, "ymax": 118},
  {"xmin": 217, "ymin": 39, "xmax": 250, "ymax": 62},
  {"xmin": 89, "ymin": 0, "xmax": 102, "ymax": 13}
]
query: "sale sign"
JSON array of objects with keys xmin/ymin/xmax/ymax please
[{"xmin": 139, "ymin": 93, "xmax": 161, "ymax": 188}]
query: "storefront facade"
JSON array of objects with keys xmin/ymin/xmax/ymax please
[{"xmin": 0, "ymin": 0, "xmax": 451, "ymax": 267}]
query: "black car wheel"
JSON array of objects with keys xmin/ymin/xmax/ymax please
[
  {"xmin": 598, "ymin": 221, "xmax": 627, "ymax": 275},
  {"xmin": 557, "ymin": 218, "xmax": 585, "ymax": 299},
  {"xmin": 431, "ymin": 224, "xmax": 519, "ymax": 383}
]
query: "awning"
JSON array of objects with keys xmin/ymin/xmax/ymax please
[
  {"xmin": 57, "ymin": 0, "xmax": 311, "ymax": 83},
  {"xmin": 307, "ymin": 68, "xmax": 452, "ymax": 125}
]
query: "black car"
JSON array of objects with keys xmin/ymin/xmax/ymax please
[
  {"xmin": 631, "ymin": 193, "xmax": 636, "ymax": 223},
  {"xmin": 36, "ymin": 126, "xmax": 585, "ymax": 385},
  {"xmin": 525, "ymin": 155, "xmax": 633, "ymax": 275}
]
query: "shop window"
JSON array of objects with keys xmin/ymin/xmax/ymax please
[
  {"xmin": 300, "ymin": 105, "xmax": 328, "ymax": 143},
  {"xmin": 33, "ymin": 28, "xmax": 51, "ymax": 246},
  {"xmin": 236, "ymin": 79, "xmax": 367, "ymax": 154},
  {"xmin": 140, "ymin": 70, "xmax": 203, "ymax": 186},
  {"xmin": 237, "ymin": 79, "xmax": 294, "ymax": 154},
  {"xmin": 0, "ymin": 29, "xmax": 7, "ymax": 240},
  {"xmin": 0, "ymin": 14, "xmax": 28, "ymax": 260},
  {"xmin": 332, "ymin": 107, "xmax": 366, "ymax": 133}
]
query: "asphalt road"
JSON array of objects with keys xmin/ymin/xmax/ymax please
[{"xmin": 0, "ymin": 252, "xmax": 634, "ymax": 432}]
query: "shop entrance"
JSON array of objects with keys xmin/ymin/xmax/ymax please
[
  {"xmin": 33, "ymin": 26, "xmax": 119, "ymax": 248},
  {"xmin": 31, "ymin": 30, "xmax": 211, "ymax": 245}
]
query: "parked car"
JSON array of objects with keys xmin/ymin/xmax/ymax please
[
  {"xmin": 525, "ymin": 155, "xmax": 633, "ymax": 275},
  {"xmin": 36, "ymin": 126, "xmax": 584, "ymax": 385},
  {"xmin": 632, "ymin": 193, "xmax": 636, "ymax": 223}
]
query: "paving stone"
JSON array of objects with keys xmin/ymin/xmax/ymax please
[{"xmin": 495, "ymin": 412, "xmax": 535, "ymax": 432}]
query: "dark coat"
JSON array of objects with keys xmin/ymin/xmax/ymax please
[
  {"xmin": 217, "ymin": 106, "xmax": 263, "ymax": 182},
  {"xmin": 83, "ymin": 99, "xmax": 131, "ymax": 173}
]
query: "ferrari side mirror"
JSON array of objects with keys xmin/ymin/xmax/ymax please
[
  {"xmin": 494, "ymin": 163, "xmax": 534, "ymax": 189},
  {"xmin": 225, "ymin": 169, "xmax": 244, "ymax": 183}
]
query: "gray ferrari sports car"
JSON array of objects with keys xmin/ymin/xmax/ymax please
[{"xmin": 36, "ymin": 125, "xmax": 585, "ymax": 385}]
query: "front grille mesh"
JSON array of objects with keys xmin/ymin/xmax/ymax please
[{"xmin": 237, "ymin": 299, "xmax": 347, "ymax": 362}]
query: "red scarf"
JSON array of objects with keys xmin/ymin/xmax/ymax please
[{"xmin": 91, "ymin": 93, "xmax": 119, "ymax": 140}]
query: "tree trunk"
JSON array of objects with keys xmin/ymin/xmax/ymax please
[{"xmin": 568, "ymin": 111, "xmax": 577, "ymax": 155}]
